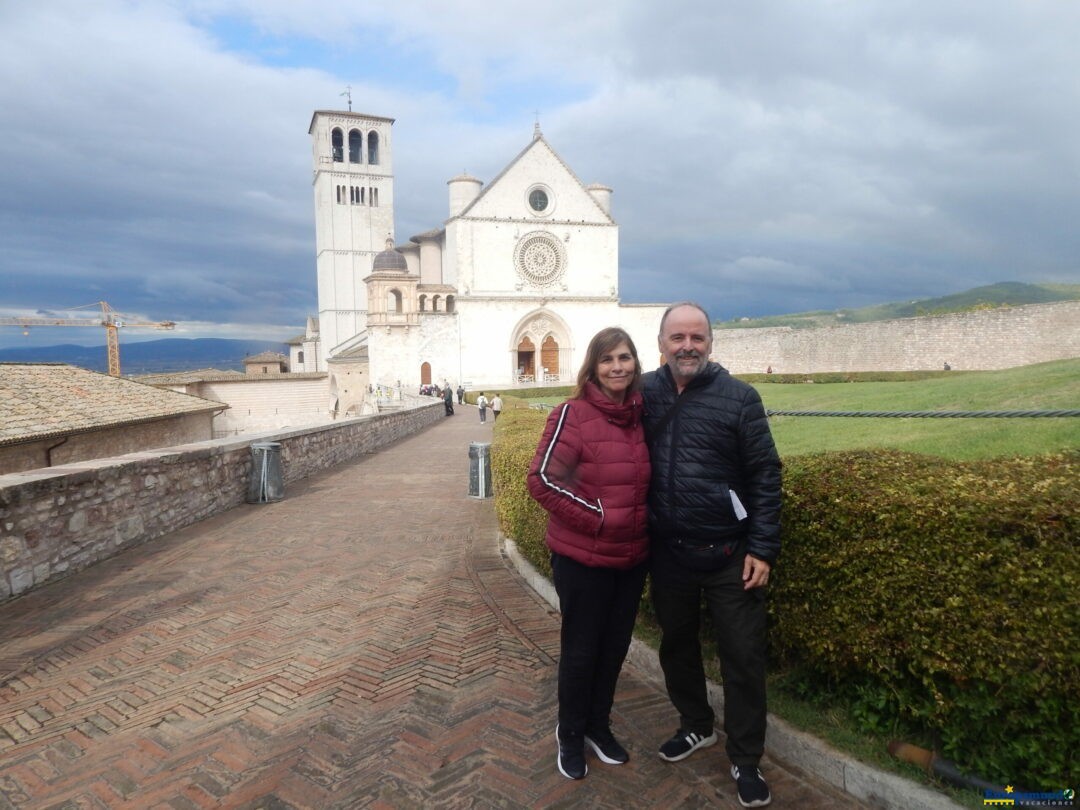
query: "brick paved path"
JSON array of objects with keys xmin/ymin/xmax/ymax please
[{"xmin": 0, "ymin": 409, "xmax": 868, "ymax": 809}]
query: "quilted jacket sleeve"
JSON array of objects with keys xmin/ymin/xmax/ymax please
[
  {"xmin": 736, "ymin": 385, "xmax": 783, "ymax": 563},
  {"xmin": 527, "ymin": 403, "xmax": 605, "ymax": 536}
]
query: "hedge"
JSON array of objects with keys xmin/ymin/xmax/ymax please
[
  {"xmin": 772, "ymin": 450, "xmax": 1078, "ymax": 788},
  {"xmin": 491, "ymin": 409, "xmax": 1078, "ymax": 789}
]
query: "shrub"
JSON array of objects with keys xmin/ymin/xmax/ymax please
[
  {"xmin": 490, "ymin": 409, "xmax": 552, "ymax": 575},
  {"xmin": 771, "ymin": 450, "xmax": 1079, "ymax": 788}
]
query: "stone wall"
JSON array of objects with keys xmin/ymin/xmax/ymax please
[
  {"xmin": 715, "ymin": 301, "xmax": 1080, "ymax": 374},
  {"xmin": 0, "ymin": 402, "xmax": 445, "ymax": 602},
  {"xmin": 0, "ymin": 412, "xmax": 217, "ymax": 476}
]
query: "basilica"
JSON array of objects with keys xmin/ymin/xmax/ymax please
[{"xmin": 294, "ymin": 109, "xmax": 665, "ymax": 414}]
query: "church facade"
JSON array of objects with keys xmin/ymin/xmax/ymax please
[{"xmin": 308, "ymin": 109, "xmax": 666, "ymax": 408}]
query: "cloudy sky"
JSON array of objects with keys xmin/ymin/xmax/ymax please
[{"xmin": 2, "ymin": 1, "xmax": 1078, "ymax": 348}]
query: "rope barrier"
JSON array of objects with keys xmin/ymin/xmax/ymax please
[{"xmin": 766, "ymin": 409, "xmax": 1080, "ymax": 418}]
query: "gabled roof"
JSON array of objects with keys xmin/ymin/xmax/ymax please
[
  {"xmin": 244, "ymin": 352, "xmax": 288, "ymax": 363},
  {"xmin": 456, "ymin": 130, "xmax": 614, "ymax": 224},
  {"xmin": 0, "ymin": 363, "xmax": 224, "ymax": 447},
  {"xmin": 133, "ymin": 369, "xmax": 246, "ymax": 385}
]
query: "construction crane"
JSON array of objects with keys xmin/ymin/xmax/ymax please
[{"xmin": 0, "ymin": 301, "xmax": 176, "ymax": 377}]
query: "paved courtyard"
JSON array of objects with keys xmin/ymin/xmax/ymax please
[{"xmin": 0, "ymin": 409, "xmax": 870, "ymax": 808}]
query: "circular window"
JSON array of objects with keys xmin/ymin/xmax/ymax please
[
  {"xmin": 526, "ymin": 184, "xmax": 554, "ymax": 216},
  {"xmin": 529, "ymin": 188, "xmax": 549, "ymax": 212},
  {"xmin": 515, "ymin": 231, "xmax": 566, "ymax": 287}
]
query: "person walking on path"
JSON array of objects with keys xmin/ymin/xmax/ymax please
[
  {"xmin": 443, "ymin": 384, "xmax": 455, "ymax": 416},
  {"xmin": 642, "ymin": 302, "xmax": 782, "ymax": 808},
  {"xmin": 457, "ymin": 384, "xmax": 465, "ymax": 404},
  {"xmin": 527, "ymin": 327, "xmax": 651, "ymax": 781},
  {"xmin": 476, "ymin": 392, "xmax": 489, "ymax": 423},
  {"xmin": 491, "ymin": 394, "xmax": 504, "ymax": 421}
]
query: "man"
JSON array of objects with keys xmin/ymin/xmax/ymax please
[
  {"xmin": 491, "ymin": 394, "xmax": 504, "ymax": 421},
  {"xmin": 642, "ymin": 302, "xmax": 782, "ymax": 808},
  {"xmin": 476, "ymin": 392, "xmax": 489, "ymax": 423},
  {"xmin": 443, "ymin": 383, "xmax": 454, "ymax": 416}
]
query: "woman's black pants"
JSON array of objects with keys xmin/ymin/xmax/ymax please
[{"xmin": 551, "ymin": 552, "xmax": 648, "ymax": 736}]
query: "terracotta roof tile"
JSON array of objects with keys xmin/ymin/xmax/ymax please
[{"xmin": 0, "ymin": 363, "xmax": 225, "ymax": 446}]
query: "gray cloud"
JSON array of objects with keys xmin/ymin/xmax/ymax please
[{"xmin": 1, "ymin": 0, "xmax": 1077, "ymax": 349}]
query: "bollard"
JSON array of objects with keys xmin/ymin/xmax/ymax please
[
  {"xmin": 247, "ymin": 442, "xmax": 285, "ymax": 503},
  {"xmin": 468, "ymin": 441, "xmax": 492, "ymax": 498}
]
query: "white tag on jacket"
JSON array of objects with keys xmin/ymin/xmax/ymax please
[{"xmin": 730, "ymin": 489, "xmax": 748, "ymax": 521}]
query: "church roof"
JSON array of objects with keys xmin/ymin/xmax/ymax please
[
  {"xmin": 372, "ymin": 237, "xmax": 409, "ymax": 272},
  {"xmin": 308, "ymin": 110, "xmax": 395, "ymax": 134},
  {"xmin": 455, "ymin": 130, "xmax": 614, "ymax": 224}
]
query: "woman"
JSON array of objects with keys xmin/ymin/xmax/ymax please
[{"xmin": 527, "ymin": 327, "xmax": 650, "ymax": 780}]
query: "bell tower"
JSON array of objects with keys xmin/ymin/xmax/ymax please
[{"xmin": 309, "ymin": 109, "xmax": 396, "ymax": 361}]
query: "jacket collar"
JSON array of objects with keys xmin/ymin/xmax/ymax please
[
  {"xmin": 582, "ymin": 381, "xmax": 643, "ymax": 426},
  {"xmin": 657, "ymin": 361, "xmax": 722, "ymax": 394}
]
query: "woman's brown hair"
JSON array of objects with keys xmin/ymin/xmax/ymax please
[{"xmin": 572, "ymin": 326, "xmax": 641, "ymax": 400}]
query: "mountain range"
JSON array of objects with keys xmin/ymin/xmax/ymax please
[{"xmin": 0, "ymin": 338, "xmax": 288, "ymax": 375}]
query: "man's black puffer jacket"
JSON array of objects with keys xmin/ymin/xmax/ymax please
[{"xmin": 642, "ymin": 362, "xmax": 782, "ymax": 564}]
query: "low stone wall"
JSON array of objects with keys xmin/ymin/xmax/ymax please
[{"xmin": 0, "ymin": 403, "xmax": 445, "ymax": 601}]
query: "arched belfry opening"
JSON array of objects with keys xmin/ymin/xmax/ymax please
[{"xmin": 511, "ymin": 309, "xmax": 572, "ymax": 384}]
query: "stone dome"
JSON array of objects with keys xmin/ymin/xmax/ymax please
[{"xmin": 372, "ymin": 237, "xmax": 408, "ymax": 272}]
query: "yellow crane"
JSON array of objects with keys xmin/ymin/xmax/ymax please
[{"xmin": 0, "ymin": 301, "xmax": 176, "ymax": 377}]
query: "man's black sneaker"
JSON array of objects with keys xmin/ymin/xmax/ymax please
[
  {"xmin": 730, "ymin": 764, "xmax": 772, "ymax": 807},
  {"xmin": 657, "ymin": 728, "xmax": 718, "ymax": 762},
  {"xmin": 584, "ymin": 728, "xmax": 629, "ymax": 764},
  {"xmin": 555, "ymin": 724, "xmax": 587, "ymax": 779}
]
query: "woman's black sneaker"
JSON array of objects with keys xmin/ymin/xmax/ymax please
[
  {"xmin": 584, "ymin": 728, "xmax": 629, "ymax": 764},
  {"xmin": 555, "ymin": 724, "xmax": 587, "ymax": 779}
]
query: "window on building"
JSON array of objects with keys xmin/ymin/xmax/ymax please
[
  {"xmin": 348, "ymin": 129, "xmax": 362, "ymax": 163},
  {"xmin": 431, "ymin": 295, "xmax": 441, "ymax": 312},
  {"xmin": 361, "ymin": 187, "xmax": 365, "ymax": 204},
  {"xmin": 298, "ymin": 350, "xmax": 305, "ymax": 364},
  {"xmin": 331, "ymin": 128, "xmax": 344, "ymax": 162},
  {"xmin": 372, "ymin": 187, "xmax": 379, "ymax": 207},
  {"xmin": 368, "ymin": 131, "xmax": 380, "ymax": 164},
  {"xmin": 445, "ymin": 295, "xmax": 455, "ymax": 313},
  {"xmin": 388, "ymin": 289, "xmax": 403, "ymax": 314},
  {"xmin": 418, "ymin": 294, "xmax": 427, "ymax": 312}
]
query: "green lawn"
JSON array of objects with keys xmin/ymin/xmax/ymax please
[
  {"xmin": 520, "ymin": 359, "xmax": 1080, "ymax": 459},
  {"xmin": 760, "ymin": 359, "xmax": 1079, "ymax": 459}
]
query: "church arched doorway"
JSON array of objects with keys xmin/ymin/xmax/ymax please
[
  {"xmin": 516, "ymin": 337, "xmax": 536, "ymax": 382},
  {"xmin": 420, "ymin": 362, "xmax": 431, "ymax": 385},
  {"xmin": 510, "ymin": 309, "xmax": 572, "ymax": 385},
  {"xmin": 541, "ymin": 336, "xmax": 560, "ymax": 380}
]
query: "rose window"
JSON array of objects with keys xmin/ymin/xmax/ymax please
[{"xmin": 515, "ymin": 232, "xmax": 565, "ymax": 287}]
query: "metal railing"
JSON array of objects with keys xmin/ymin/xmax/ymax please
[{"xmin": 766, "ymin": 409, "xmax": 1080, "ymax": 418}]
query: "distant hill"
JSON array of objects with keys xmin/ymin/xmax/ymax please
[
  {"xmin": 718, "ymin": 282, "xmax": 1080, "ymax": 330},
  {"xmin": 0, "ymin": 338, "xmax": 288, "ymax": 375}
]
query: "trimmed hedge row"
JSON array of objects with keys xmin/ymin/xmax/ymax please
[
  {"xmin": 491, "ymin": 409, "xmax": 1078, "ymax": 789},
  {"xmin": 773, "ymin": 450, "xmax": 1078, "ymax": 788}
]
